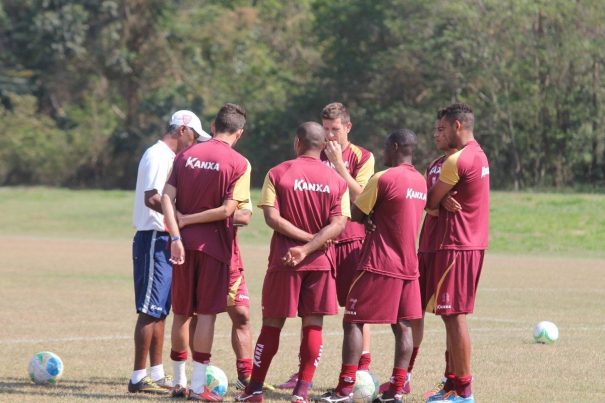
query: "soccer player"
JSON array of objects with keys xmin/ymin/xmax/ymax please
[
  {"xmin": 161, "ymin": 103, "xmax": 251, "ymax": 401},
  {"xmin": 236, "ymin": 122, "xmax": 350, "ymax": 403},
  {"xmin": 425, "ymin": 103, "xmax": 490, "ymax": 403},
  {"xmin": 129, "ymin": 110, "xmax": 210, "ymax": 394},
  {"xmin": 318, "ymin": 129, "xmax": 427, "ymax": 403}
]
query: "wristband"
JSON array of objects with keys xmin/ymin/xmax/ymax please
[{"xmin": 170, "ymin": 235, "xmax": 182, "ymax": 242}]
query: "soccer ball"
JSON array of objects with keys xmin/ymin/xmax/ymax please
[
  {"xmin": 533, "ymin": 321, "xmax": 559, "ymax": 344},
  {"xmin": 206, "ymin": 365, "xmax": 228, "ymax": 396},
  {"xmin": 353, "ymin": 370, "xmax": 378, "ymax": 403},
  {"xmin": 28, "ymin": 351, "xmax": 64, "ymax": 385}
]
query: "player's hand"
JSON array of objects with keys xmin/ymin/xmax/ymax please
[
  {"xmin": 363, "ymin": 215, "xmax": 376, "ymax": 232},
  {"xmin": 170, "ymin": 240, "xmax": 185, "ymax": 265},
  {"xmin": 321, "ymin": 239, "xmax": 334, "ymax": 250},
  {"xmin": 175, "ymin": 211, "xmax": 187, "ymax": 229},
  {"xmin": 441, "ymin": 191, "xmax": 461, "ymax": 213},
  {"xmin": 325, "ymin": 141, "xmax": 344, "ymax": 167},
  {"xmin": 282, "ymin": 246, "xmax": 308, "ymax": 267}
]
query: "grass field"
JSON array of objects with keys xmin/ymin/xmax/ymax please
[{"xmin": 1, "ymin": 187, "xmax": 604, "ymax": 402}]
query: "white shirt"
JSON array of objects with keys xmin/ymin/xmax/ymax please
[{"xmin": 132, "ymin": 140, "xmax": 175, "ymax": 231}]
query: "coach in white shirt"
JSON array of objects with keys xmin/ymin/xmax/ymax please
[{"xmin": 129, "ymin": 110, "xmax": 210, "ymax": 394}]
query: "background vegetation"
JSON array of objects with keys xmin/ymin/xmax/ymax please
[{"xmin": 1, "ymin": 0, "xmax": 604, "ymax": 189}]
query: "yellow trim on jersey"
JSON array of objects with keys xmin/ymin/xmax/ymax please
[
  {"xmin": 238, "ymin": 199, "xmax": 253, "ymax": 211},
  {"xmin": 233, "ymin": 160, "xmax": 252, "ymax": 202},
  {"xmin": 439, "ymin": 150, "xmax": 463, "ymax": 186},
  {"xmin": 425, "ymin": 255, "xmax": 457, "ymax": 313},
  {"xmin": 258, "ymin": 172, "xmax": 276, "ymax": 207},
  {"xmin": 354, "ymin": 170, "xmax": 386, "ymax": 215},
  {"xmin": 340, "ymin": 188, "xmax": 351, "ymax": 218},
  {"xmin": 355, "ymin": 152, "xmax": 375, "ymax": 187}
]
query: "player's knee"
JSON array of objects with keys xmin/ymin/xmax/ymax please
[{"xmin": 229, "ymin": 306, "xmax": 250, "ymax": 328}]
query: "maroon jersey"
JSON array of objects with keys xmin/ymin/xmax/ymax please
[
  {"xmin": 320, "ymin": 143, "xmax": 374, "ymax": 243},
  {"xmin": 355, "ymin": 164, "xmax": 427, "ymax": 279},
  {"xmin": 436, "ymin": 140, "xmax": 490, "ymax": 250},
  {"xmin": 259, "ymin": 155, "xmax": 350, "ymax": 272},
  {"xmin": 418, "ymin": 155, "xmax": 447, "ymax": 253},
  {"xmin": 167, "ymin": 138, "xmax": 250, "ymax": 264}
]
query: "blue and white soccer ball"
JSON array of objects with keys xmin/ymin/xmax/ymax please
[
  {"xmin": 353, "ymin": 370, "xmax": 378, "ymax": 403},
  {"xmin": 28, "ymin": 351, "xmax": 64, "ymax": 385},
  {"xmin": 533, "ymin": 321, "xmax": 559, "ymax": 344},
  {"xmin": 206, "ymin": 365, "xmax": 228, "ymax": 396}
]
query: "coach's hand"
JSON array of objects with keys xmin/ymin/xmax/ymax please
[
  {"xmin": 283, "ymin": 246, "xmax": 308, "ymax": 267},
  {"xmin": 325, "ymin": 141, "xmax": 344, "ymax": 167},
  {"xmin": 170, "ymin": 239, "xmax": 185, "ymax": 265},
  {"xmin": 175, "ymin": 211, "xmax": 188, "ymax": 228},
  {"xmin": 363, "ymin": 215, "xmax": 376, "ymax": 232},
  {"xmin": 442, "ymin": 191, "xmax": 461, "ymax": 213}
]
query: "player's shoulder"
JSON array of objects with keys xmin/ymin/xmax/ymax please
[{"xmin": 349, "ymin": 143, "xmax": 373, "ymax": 162}]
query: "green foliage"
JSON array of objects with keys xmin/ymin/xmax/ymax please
[{"xmin": 1, "ymin": 0, "xmax": 604, "ymax": 188}]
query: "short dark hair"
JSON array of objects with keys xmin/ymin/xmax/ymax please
[
  {"xmin": 215, "ymin": 103, "xmax": 247, "ymax": 133},
  {"xmin": 321, "ymin": 102, "xmax": 350, "ymax": 124},
  {"xmin": 387, "ymin": 128, "xmax": 417, "ymax": 156},
  {"xmin": 437, "ymin": 103, "xmax": 474, "ymax": 130},
  {"xmin": 296, "ymin": 122, "xmax": 326, "ymax": 151},
  {"xmin": 166, "ymin": 124, "xmax": 179, "ymax": 134}
]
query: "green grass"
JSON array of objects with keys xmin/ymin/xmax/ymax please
[
  {"xmin": 1, "ymin": 187, "xmax": 605, "ymax": 402},
  {"xmin": 1, "ymin": 187, "xmax": 604, "ymax": 256}
]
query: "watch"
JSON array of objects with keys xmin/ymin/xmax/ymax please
[{"xmin": 170, "ymin": 235, "xmax": 182, "ymax": 242}]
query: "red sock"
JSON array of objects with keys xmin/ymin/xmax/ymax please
[
  {"xmin": 236, "ymin": 358, "xmax": 252, "ymax": 380},
  {"xmin": 192, "ymin": 351, "xmax": 211, "ymax": 364},
  {"xmin": 170, "ymin": 350, "xmax": 188, "ymax": 361},
  {"xmin": 247, "ymin": 326, "xmax": 281, "ymax": 392},
  {"xmin": 388, "ymin": 367, "xmax": 407, "ymax": 394},
  {"xmin": 358, "ymin": 352, "xmax": 371, "ymax": 371},
  {"xmin": 298, "ymin": 326, "xmax": 323, "ymax": 383},
  {"xmin": 454, "ymin": 375, "xmax": 472, "ymax": 397},
  {"xmin": 407, "ymin": 347, "xmax": 419, "ymax": 372},
  {"xmin": 335, "ymin": 364, "xmax": 357, "ymax": 396}
]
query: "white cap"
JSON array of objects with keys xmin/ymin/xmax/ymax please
[{"xmin": 170, "ymin": 110, "xmax": 211, "ymax": 142}]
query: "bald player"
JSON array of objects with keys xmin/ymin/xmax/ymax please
[{"xmin": 236, "ymin": 122, "xmax": 350, "ymax": 403}]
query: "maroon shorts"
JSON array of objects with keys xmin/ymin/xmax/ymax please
[
  {"xmin": 261, "ymin": 270, "xmax": 338, "ymax": 318},
  {"xmin": 227, "ymin": 268, "xmax": 250, "ymax": 308},
  {"xmin": 418, "ymin": 251, "xmax": 436, "ymax": 310},
  {"xmin": 425, "ymin": 250, "xmax": 485, "ymax": 316},
  {"xmin": 172, "ymin": 251, "xmax": 229, "ymax": 316},
  {"xmin": 344, "ymin": 271, "xmax": 422, "ymax": 324},
  {"xmin": 335, "ymin": 240, "xmax": 363, "ymax": 307}
]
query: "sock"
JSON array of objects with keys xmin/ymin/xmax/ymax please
[
  {"xmin": 237, "ymin": 358, "xmax": 253, "ymax": 380},
  {"xmin": 298, "ymin": 325, "xmax": 323, "ymax": 383},
  {"xmin": 171, "ymin": 350, "xmax": 188, "ymax": 387},
  {"xmin": 444, "ymin": 373, "xmax": 456, "ymax": 392},
  {"xmin": 454, "ymin": 375, "xmax": 473, "ymax": 398},
  {"xmin": 358, "ymin": 351, "xmax": 371, "ymax": 371},
  {"xmin": 131, "ymin": 368, "xmax": 147, "ymax": 384},
  {"xmin": 247, "ymin": 325, "xmax": 282, "ymax": 393},
  {"xmin": 335, "ymin": 364, "xmax": 357, "ymax": 396},
  {"xmin": 293, "ymin": 380, "xmax": 312, "ymax": 399},
  {"xmin": 190, "ymin": 352, "xmax": 211, "ymax": 394},
  {"xmin": 149, "ymin": 364, "xmax": 165, "ymax": 382},
  {"xmin": 388, "ymin": 367, "xmax": 407, "ymax": 394},
  {"xmin": 407, "ymin": 347, "xmax": 419, "ymax": 372}
]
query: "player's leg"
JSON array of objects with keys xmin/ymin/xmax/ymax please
[
  {"xmin": 358, "ymin": 324, "xmax": 371, "ymax": 371},
  {"xmin": 292, "ymin": 315, "xmax": 325, "ymax": 401},
  {"xmin": 170, "ymin": 314, "xmax": 191, "ymax": 396},
  {"xmin": 227, "ymin": 270, "xmax": 255, "ymax": 388},
  {"xmin": 443, "ymin": 314, "xmax": 473, "ymax": 399}
]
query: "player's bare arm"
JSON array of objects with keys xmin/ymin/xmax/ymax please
[
  {"xmin": 143, "ymin": 189, "xmax": 163, "ymax": 214},
  {"xmin": 325, "ymin": 141, "xmax": 364, "ymax": 201},
  {"xmin": 262, "ymin": 205, "xmax": 314, "ymax": 243},
  {"xmin": 175, "ymin": 199, "xmax": 239, "ymax": 228},
  {"xmin": 427, "ymin": 180, "xmax": 455, "ymax": 210},
  {"xmin": 234, "ymin": 209, "xmax": 252, "ymax": 226},
  {"xmin": 283, "ymin": 215, "xmax": 347, "ymax": 267},
  {"xmin": 160, "ymin": 183, "xmax": 185, "ymax": 265}
]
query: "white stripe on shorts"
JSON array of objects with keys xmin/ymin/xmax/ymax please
[{"xmin": 141, "ymin": 230, "xmax": 157, "ymax": 314}]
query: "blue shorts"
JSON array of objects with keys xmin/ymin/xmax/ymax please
[{"xmin": 132, "ymin": 230, "xmax": 172, "ymax": 318}]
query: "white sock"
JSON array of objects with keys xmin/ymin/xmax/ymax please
[
  {"xmin": 172, "ymin": 360, "xmax": 187, "ymax": 387},
  {"xmin": 131, "ymin": 368, "xmax": 147, "ymax": 384},
  {"xmin": 190, "ymin": 361, "xmax": 208, "ymax": 394},
  {"xmin": 150, "ymin": 364, "xmax": 165, "ymax": 382}
]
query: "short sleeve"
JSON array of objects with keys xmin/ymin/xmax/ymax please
[
  {"xmin": 232, "ymin": 159, "xmax": 252, "ymax": 202},
  {"xmin": 439, "ymin": 151, "xmax": 462, "ymax": 186},
  {"xmin": 354, "ymin": 171, "xmax": 384, "ymax": 215},
  {"xmin": 258, "ymin": 172, "xmax": 277, "ymax": 207},
  {"xmin": 355, "ymin": 152, "xmax": 375, "ymax": 187},
  {"xmin": 143, "ymin": 150, "xmax": 172, "ymax": 192}
]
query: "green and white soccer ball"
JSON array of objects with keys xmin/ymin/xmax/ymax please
[
  {"xmin": 206, "ymin": 365, "xmax": 228, "ymax": 396},
  {"xmin": 353, "ymin": 370, "xmax": 378, "ymax": 403},
  {"xmin": 28, "ymin": 351, "xmax": 64, "ymax": 385},
  {"xmin": 533, "ymin": 321, "xmax": 559, "ymax": 344}
]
